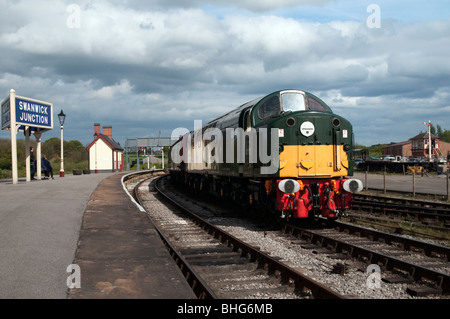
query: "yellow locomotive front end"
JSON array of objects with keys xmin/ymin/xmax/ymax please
[{"xmin": 257, "ymin": 90, "xmax": 362, "ymax": 220}]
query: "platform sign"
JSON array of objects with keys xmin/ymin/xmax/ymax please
[
  {"xmin": 2, "ymin": 90, "xmax": 54, "ymax": 184},
  {"xmin": 1, "ymin": 97, "xmax": 10, "ymax": 130},
  {"xmin": 15, "ymin": 96, "xmax": 53, "ymax": 131},
  {"xmin": 2, "ymin": 95, "xmax": 53, "ymax": 132}
]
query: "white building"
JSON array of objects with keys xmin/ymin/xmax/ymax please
[{"xmin": 87, "ymin": 123, "xmax": 124, "ymax": 173}]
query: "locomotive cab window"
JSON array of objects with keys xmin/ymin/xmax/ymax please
[
  {"xmin": 258, "ymin": 96, "xmax": 281, "ymax": 120},
  {"xmin": 306, "ymin": 95, "xmax": 331, "ymax": 112},
  {"xmin": 281, "ymin": 92, "xmax": 306, "ymax": 112}
]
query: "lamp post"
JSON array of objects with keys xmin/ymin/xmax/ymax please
[{"xmin": 58, "ymin": 110, "xmax": 66, "ymax": 177}]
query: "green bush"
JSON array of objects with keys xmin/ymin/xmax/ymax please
[{"xmin": 0, "ymin": 137, "xmax": 88, "ymax": 178}]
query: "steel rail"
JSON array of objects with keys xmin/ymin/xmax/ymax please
[
  {"xmin": 352, "ymin": 200, "xmax": 450, "ymax": 223},
  {"xmin": 152, "ymin": 176, "xmax": 345, "ymax": 299},
  {"xmin": 333, "ymin": 221, "xmax": 450, "ymax": 261},
  {"xmin": 282, "ymin": 223, "xmax": 450, "ymax": 294},
  {"xmin": 133, "ymin": 175, "xmax": 217, "ymax": 299},
  {"xmin": 353, "ymin": 194, "xmax": 450, "ymax": 213},
  {"xmin": 347, "ymin": 213, "xmax": 448, "ymax": 238}
]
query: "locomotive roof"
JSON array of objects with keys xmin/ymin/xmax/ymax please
[
  {"xmin": 204, "ymin": 89, "xmax": 332, "ymax": 130},
  {"xmin": 207, "ymin": 90, "xmax": 307, "ymax": 125},
  {"xmin": 206, "ymin": 95, "xmax": 264, "ymax": 126}
]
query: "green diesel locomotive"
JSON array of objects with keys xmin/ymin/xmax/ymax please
[{"xmin": 169, "ymin": 89, "xmax": 362, "ymax": 220}]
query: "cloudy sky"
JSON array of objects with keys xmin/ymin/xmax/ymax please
[{"xmin": 1, "ymin": 0, "xmax": 449, "ymax": 148}]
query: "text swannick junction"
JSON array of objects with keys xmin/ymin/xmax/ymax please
[{"xmin": 16, "ymin": 99, "xmax": 52, "ymax": 127}]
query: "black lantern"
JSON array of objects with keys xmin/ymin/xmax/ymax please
[{"xmin": 58, "ymin": 110, "xmax": 66, "ymax": 126}]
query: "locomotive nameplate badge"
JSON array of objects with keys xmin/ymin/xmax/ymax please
[{"xmin": 300, "ymin": 121, "xmax": 315, "ymax": 137}]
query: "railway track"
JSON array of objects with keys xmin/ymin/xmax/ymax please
[
  {"xmin": 282, "ymin": 221, "xmax": 450, "ymax": 296},
  {"xmin": 134, "ymin": 175, "xmax": 344, "ymax": 299},
  {"xmin": 352, "ymin": 194, "xmax": 450, "ymax": 223},
  {"xmin": 125, "ymin": 172, "xmax": 450, "ymax": 298},
  {"xmin": 351, "ymin": 193, "xmax": 450, "ymax": 240},
  {"xmin": 354, "ymin": 193, "xmax": 450, "ymax": 210}
]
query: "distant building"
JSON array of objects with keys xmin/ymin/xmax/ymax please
[
  {"xmin": 410, "ymin": 132, "xmax": 448, "ymax": 158},
  {"xmin": 382, "ymin": 132, "xmax": 450, "ymax": 160},
  {"xmin": 381, "ymin": 141, "xmax": 412, "ymax": 159},
  {"xmin": 86, "ymin": 123, "xmax": 124, "ymax": 173}
]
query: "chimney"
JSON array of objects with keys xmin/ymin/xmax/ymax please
[
  {"xmin": 94, "ymin": 123, "xmax": 100, "ymax": 137},
  {"xmin": 103, "ymin": 126, "xmax": 112, "ymax": 139}
]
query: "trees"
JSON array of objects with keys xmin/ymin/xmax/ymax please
[
  {"xmin": 0, "ymin": 137, "xmax": 88, "ymax": 178},
  {"xmin": 439, "ymin": 130, "xmax": 450, "ymax": 143},
  {"xmin": 430, "ymin": 124, "xmax": 450, "ymax": 143}
]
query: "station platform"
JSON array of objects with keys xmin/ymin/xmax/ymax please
[{"xmin": 0, "ymin": 172, "xmax": 196, "ymax": 299}]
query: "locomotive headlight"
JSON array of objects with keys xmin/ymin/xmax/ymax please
[
  {"xmin": 278, "ymin": 179, "xmax": 301, "ymax": 193},
  {"xmin": 343, "ymin": 179, "xmax": 363, "ymax": 193},
  {"xmin": 332, "ymin": 117, "xmax": 341, "ymax": 128},
  {"xmin": 286, "ymin": 117, "xmax": 296, "ymax": 127}
]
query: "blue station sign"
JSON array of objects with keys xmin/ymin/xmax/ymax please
[
  {"xmin": 2, "ymin": 94, "xmax": 53, "ymax": 132},
  {"xmin": 15, "ymin": 97, "xmax": 53, "ymax": 129},
  {"xmin": 1, "ymin": 89, "xmax": 54, "ymax": 184}
]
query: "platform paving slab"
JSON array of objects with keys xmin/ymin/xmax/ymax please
[
  {"xmin": 0, "ymin": 173, "xmax": 114, "ymax": 299},
  {"xmin": 67, "ymin": 173, "xmax": 196, "ymax": 299},
  {"xmin": 1, "ymin": 172, "xmax": 196, "ymax": 299}
]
